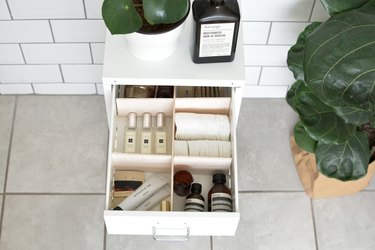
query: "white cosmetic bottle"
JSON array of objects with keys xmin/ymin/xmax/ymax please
[
  {"xmin": 155, "ymin": 112, "xmax": 167, "ymax": 154},
  {"xmin": 141, "ymin": 112, "xmax": 153, "ymax": 154},
  {"xmin": 124, "ymin": 112, "xmax": 138, "ymax": 153}
]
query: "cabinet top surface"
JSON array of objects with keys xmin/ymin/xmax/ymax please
[{"xmin": 102, "ymin": 14, "xmax": 246, "ymax": 87}]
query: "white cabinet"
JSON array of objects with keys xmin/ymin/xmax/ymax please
[{"xmin": 102, "ymin": 12, "xmax": 245, "ymax": 239}]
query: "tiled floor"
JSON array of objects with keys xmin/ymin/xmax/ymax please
[{"xmin": 0, "ymin": 96, "xmax": 374, "ymax": 250}]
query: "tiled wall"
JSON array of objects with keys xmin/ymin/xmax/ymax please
[{"xmin": 0, "ymin": 0, "xmax": 329, "ymax": 96}]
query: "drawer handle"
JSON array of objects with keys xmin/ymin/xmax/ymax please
[{"xmin": 152, "ymin": 225, "xmax": 190, "ymax": 241}]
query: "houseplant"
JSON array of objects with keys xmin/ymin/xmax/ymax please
[
  {"xmin": 286, "ymin": 0, "xmax": 375, "ymax": 186},
  {"xmin": 102, "ymin": 0, "xmax": 190, "ymax": 61}
]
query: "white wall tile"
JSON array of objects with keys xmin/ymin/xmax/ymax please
[
  {"xmin": 0, "ymin": 83, "xmax": 33, "ymax": 94},
  {"xmin": 91, "ymin": 43, "xmax": 105, "ymax": 64},
  {"xmin": 0, "ymin": 65, "xmax": 62, "ymax": 83},
  {"xmin": 0, "ymin": 44, "xmax": 24, "ymax": 64},
  {"xmin": 243, "ymin": 85, "xmax": 289, "ymax": 98},
  {"xmin": 242, "ymin": 22, "xmax": 270, "ymax": 44},
  {"xmin": 242, "ymin": 0, "xmax": 314, "ymax": 21},
  {"xmin": 268, "ymin": 22, "xmax": 309, "ymax": 45},
  {"xmin": 33, "ymin": 83, "xmax": 97, "ymax": 94},
  {"xmin": 8, "ymin": 0, "xmax": 85, "ymax": 19},
  {"xmin": 0, "ymin": 0, "xmax": 11, "ymax": 20},
  {"xmin": 245, "ymin": 67, "xmax": 261, "ymax": 85},
  {"xmin": 51, "ymin": 20, "xmax": 106, "ymax": 42},
  {"xmin": 244, "ymin": 45, "xmax": 290, "ymax": 66},
  {"xmin": 0, "ymin": 21, "xmax": 53, "ymax": 43},
  {"xmin": 96, "ymin": 83, "xmax": 104, "ymax": 95},
  {"xmin": 311, "ymin": 0, "xmax": 330, "ymax": 22},
  {"xmin": 85, "ymin": 0, "xmax": 103, "ymax": 18},
  {"xmin": 22, "ymin": 44, "xmax": 92, "ymax": 64},
  {"xmin": 61, "ymin": 65, "xmax": 103, "ymax": 83},
  {"xmin": 259, "ymin": 67, "xmax": 295, "ymax": 86}
]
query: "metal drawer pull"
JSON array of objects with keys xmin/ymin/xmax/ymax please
[{"xmin": 152, "ymin": 225, "xmax": 190, "ymax": 241}]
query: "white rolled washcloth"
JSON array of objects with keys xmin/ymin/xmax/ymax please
[{"xmin": 175, "ymin": 113, "xmax": 230, "ymax": 141}]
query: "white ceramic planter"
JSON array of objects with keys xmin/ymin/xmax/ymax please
[{"xmin": 125, "ymin": 22, "xmax": 186, "ymax": 61}]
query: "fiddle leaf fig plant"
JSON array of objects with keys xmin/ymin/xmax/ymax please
[
  {"xmin": 287, "ymin": 0, "xmax": 375, "ymax": 181},
  {"xmin": 102, "ymin": 0, "xmax": 190, "ymax": 35}
]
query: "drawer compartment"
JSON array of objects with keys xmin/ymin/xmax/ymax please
[{"xmin": 104, "ymin": 86, "xmax": 240, "ymax": 237}]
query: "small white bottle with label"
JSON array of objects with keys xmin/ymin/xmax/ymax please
[
  {"xmin": 141, "ymin": 113, "xmax": 153, "ymax": 154},
  {"xmin": 154, "ymin": 112, "xmax": 167, "ymax": 154},
  {"xmin": 124, "ymin": 112, "xmax": 138, "ymax": 153}
]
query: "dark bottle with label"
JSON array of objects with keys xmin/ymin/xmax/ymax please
[
  {"xmin": 191, "ymin": 0, "xmax": 241, "ymax": 64},
  {"xmin": 208, "ymin": 173, "xmax": 232, "ymax": 212},
  {"xmin": 184, "ymin": 183, "xmax": 205, "ymax": 212}
]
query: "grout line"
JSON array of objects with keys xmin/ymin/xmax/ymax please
[
  {"xmin": 0, "ymin": 96, "xmax": 18, "ymax": 237},
  {"xmin": 58, "ymin": 64, "xmax": 65, "ymax": 82},
  {"xmin": 82, "ymin": 0, "xmax": 88, "ymax": 19},
  {"xmin": 265, "ymin": 22, "xmax": 273, "ymax": 45},
  {"xmin": 0, "ymin": 42, "xmax": 105, "ymax": 45},
  {"xmin": 18, "ymin": 43, "xmax": 27, "ymax": 64},
  {"xmin": 30, "ymin": 83, "xmax": 36, "ymax": 94},
  {"xmin": 310, "ymin": 199, "xmax": 319, "ymax": 250},
  {"xmin": 309, "ymin": 0, "xmax": 317, "ymax": 22},
  {"xmin": 256, "ymin": 67, "xmax": 263, "ymax": 86},
  {"xmin": 89, "ymin": 43, "xmax": 95, "ymax": 64},
  {"xmin": 103, "ymin": 225, "xmax": 107, "ymax": 250},
  {"xmin": 210, "ymin": 236, "xmax": 214, "ymax": 250},
  {"xmin": 239, "ymin": 190, "xmax": 305, "ymax": 194},
  {"xmin": 0, "ymin": 18, "xmax": 101, "ymax": 21},
  {"xmin": 48, "ymin": 20, "xmax": 56, "ymax": 43},
  {"xmin": 4, "ymin": 0, "xmax": 13, "ymax": 20}
]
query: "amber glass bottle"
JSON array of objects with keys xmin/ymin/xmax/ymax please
[
  {"xmin": 207, "ymin": 173, "xmax": 232, "ymax": 212},
  {"xmin": 184, "ymin": 183, "xmax": 205, "ymax": 212},
  {"xmin": 191, "ymin": 0, "xmax": 241, "ymax": 63}
]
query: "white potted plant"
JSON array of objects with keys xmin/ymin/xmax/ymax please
[{"xmin": 102, "ymin": 0, "xmax": 190, "ymax": 61}]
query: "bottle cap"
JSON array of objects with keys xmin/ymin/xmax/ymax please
[
  {"xmin": 191, "ymin": 183, "xmax": 202, "ymax": 193},
  {"xmin": 156, "ymin": 112, "xmax": 165, "ymax": 128},
  {"xmin": 128, "ymin": 112, "xmax": 137, "ymax": 128},
  {"xmin": 213, "ymin": 173, "xmax": 226, "ymax": 184},
  {"xmin": 142, "ymin": 113, "xmax": 151, "ymax": 128}
]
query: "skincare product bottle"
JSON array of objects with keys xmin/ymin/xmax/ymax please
[
  {"xmin": 208, "ymin": 173, "xmax": 232, "ymax": 212},
  {"xmin": 191, "ymin": 0, "xmax": 241, "ymax": 63},
  {"xmin": 155, "ymin": 112, "xmax": 167, "ymax": 154},
  {"xmin": 184, "ymin": 183, "xmax": 205, "ymax": 212},
  {"xmin": 124, "ymin": 112, "xmax": 138, "ymax": 153},
  {"xmin": 135, "ymin": 186, "xmax": 170, "ymax": 211},
  {"xmin": 173, "ymin": 170, "xmax": 194, "ymax": 197},
  {"xmin": 141, "ymin": 113, "xmax": 153, "ymax": 154},
  {"xmin": 113, "ymin": 174, "xmax": 169, "ymax": 211},
  {"xmin": 160, "ymin": 200, "xmax": 171, "ymax": 211}
]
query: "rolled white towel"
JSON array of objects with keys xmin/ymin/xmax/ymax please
[
  {"xmin": 187, "ymin": 140, "xmax": 231, "ymax": 158},
  {"xmin": 174, "ymin": 140, "xmax": 189, "ymax": 156},
  {"xmin": 175, "ymin": 113, "xmax": 230, "ymax": 141}
]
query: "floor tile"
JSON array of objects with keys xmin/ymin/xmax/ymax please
[
  {"xmin": 6, "ymin": 96, "xmax": 108, "ymax": 193},
  {"xmin": 213, "ymin": 193, "xmax": 316, "ymax": 250},
  {"xmin": 313, "ymin": 192, "xmax": 375, "ymax": 250},
  {"xmin": 106, "ymin": 235, "xmax": 211, "ymax": 250},
  {"xmin": 0, "ymin": 96, "xmax": 16, "ymax": 192},
  {"xmin": 237, "ymin": 99, "xmax": 302, "ymax": 191},
  {"xmin": 0, "ymin": 194, "xmax": 105, "ymax": 250}
]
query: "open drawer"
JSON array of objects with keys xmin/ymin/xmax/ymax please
[{"xmin": 104, "ymin": 85, "xmax": 240, "ymax": 238}]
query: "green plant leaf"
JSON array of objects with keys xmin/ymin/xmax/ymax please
[
  {"xmin": 304, "ymin": 1, "xmax": 375, "ymax": 116},
  {"xmin": 334, "ymin": 106, "xmax": 373, "ymax": 126},
  {"xmin": 316, "ymin": 131, "xmax": 370, "ymax": 181},
  {"xmin": 294, "ymin": 122, "xmax": 318, "ymax": 153},
  {"xmin": 102, "ymin": 0, "xmax": 142, "ymax": 34},
  {"xmin": 288, "ymin": 80, "xmax": 356, "ymax": 144},
  {"xmin": 320, "ymin": 0, "xmax": 370, "ymax": 16},
  {"xmin": 287, "ymin": 22, "xmax": 321, "ymax": 81},
  {"xmin": 143, "ymin": 0, "xmax": 189, "ymax": 25}
]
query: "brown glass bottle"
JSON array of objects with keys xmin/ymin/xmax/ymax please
[
  {"xmin": 184, "ymin": 183, "xmax": 205, "ymax": 212},
  {"xmin": 208, "ymin": 173, "xmax": 232, "ymax": 212},
  {"xmin": 191, "ymin": 0, "xmax": 241, "ymax": 64}
]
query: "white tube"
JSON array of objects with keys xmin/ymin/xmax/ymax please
[
  {"xmin": 114, "ymin": 174, "xmax": 169, "ymax": 211},
  {"xmin": 135, "ymin": 186, "xmax": 170, "ymax": 211}
]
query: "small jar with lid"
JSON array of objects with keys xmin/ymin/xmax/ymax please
[{"xmin": 208, "ymin": 173, "xmax": 232, "ymax": 212}]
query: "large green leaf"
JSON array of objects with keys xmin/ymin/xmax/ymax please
[
  {"xmin": 287, "ymin": 22, "xmax": 321, "ymax": 81},
  {"xmin": 143, "ymin": 0, "xmax": 189, "ymax": 25},
  {"xmin": 304, "ymin": 1, "xmax": 375, "ymax": 121},
  {"xmin": 334, "ymin": 106, "xmax": 373, "ymax": 126},
  {"xmin": 102, "ymin": 0, "xmax": 142, "ymax": 34},
  {"xmin": 320, "ymin": 0, "xmax": 370, "ymax": 16},
  {"xmin": 316, "ymin": 131, "xmax": 370, "ymax": 181},
  {"xmin": 287, "ymin": 80, "xmax": 356, "ymax": 144},
  {"xmin": 293, "ymin": 122, "xmax": 318, "ymax": 153}
]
